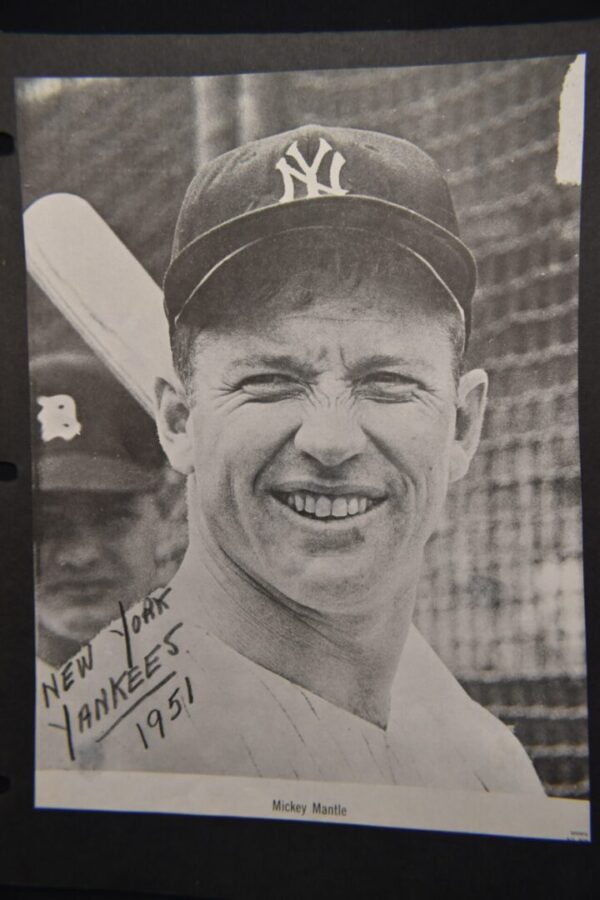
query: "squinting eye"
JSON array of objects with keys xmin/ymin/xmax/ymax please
[
  {"xmin": 362, "ymin": 372, "xmax": 415, "ymax": 386},
  {"xmin": 358, "ymin": 372, "xmax": 418, "ymax": 399},
  {"xmin": 243, "ymin": 374, "xmax": 293, "ymax": 385},
  {"xmin": 100, "ymin": 507, "xmax": 139, "ymax": 527},
  {"xmin": 35, "ymin": 516, "xmax": 74, "ymax": 543},
  {"xmin": 239, "ymin": 373, "xmax": 302, "ymax": 399}
]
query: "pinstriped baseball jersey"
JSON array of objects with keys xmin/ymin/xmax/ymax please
[{"xmin": 36, "ymin": 561, "xmax": 543, "ymax": 794}]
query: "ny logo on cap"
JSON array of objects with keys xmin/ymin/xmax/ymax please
[
  {"xmin": 37, "ymin": 395, "xmax": 82, "ymax": 443},
  {"xmin": 275, "ymin": 138, "xmax": 348, "ymax": 203}
]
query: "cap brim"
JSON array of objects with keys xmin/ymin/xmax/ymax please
[
  {"xmin": 35, "ymin": 453, "xmax": 160, "ymax": 493},
  {"xmin": 164, "ymin": 194, "xmax": 477, "ymax": 332}
]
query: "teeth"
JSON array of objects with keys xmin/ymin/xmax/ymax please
[
  {"xmin": 315, "ymin": 496, "xmax": 332, "ymax": 518},
  {"xmin": 282, "ymin": 491, "xmax": 377, "ymax": 520},
  {"xmin": 348, "ymin": 497, "xmax": 359, "ymax": 516},
  {"xmin": 332, "ymin": 498, "xmax": 348, "ymax": 518}
]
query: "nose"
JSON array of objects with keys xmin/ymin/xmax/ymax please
[{"xmin": 294, "ymin": 406, "xmax": 367, "ymax": 467}]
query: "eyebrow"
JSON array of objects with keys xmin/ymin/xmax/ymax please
[
  {"xmin": 348, "ymin": 354, "xmax": 437, "ymax": 378},
  {"xmin": 225, "ymin": 354, "xmax": 319, "ymax": 379}
]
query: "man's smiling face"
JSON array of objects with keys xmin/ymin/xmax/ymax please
[{"xmin": 168, "ymin": 244, "xmax": 484, "ymax": 617}]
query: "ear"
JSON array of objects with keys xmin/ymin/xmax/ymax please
[
  {"xmin": 154, "ymin": 377, "xmax": 195, "ymax": 476},
  {"xmin": 448, "ymin": 368, "xmax": 488, "ymax": 483}
]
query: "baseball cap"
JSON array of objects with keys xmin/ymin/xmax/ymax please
[
  {"xmin": 164, "ymin": 123, "xmax": 477, "ymax": 337},
  {"xmin": 30, "ymin": 352, "xmax": 164, "ymax": 492}
]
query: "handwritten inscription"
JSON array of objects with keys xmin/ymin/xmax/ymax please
[
  {"xmin": 109, "ymin": 587, "xmax": 172, "ymax": 669},
  {"xmin": 136, "ymin": 676, "xmax": 194, "ymax": 749},
  {"xmin": 41, "ymin": 643, "xmax": 94, "ymax": 709},
  {"xmin": 40, "ymin": 586, "xmax": 191, "ymax": 764},
  {"xmin": 79, "ymin": 623, "xmax": 183, "ymax": 736}
]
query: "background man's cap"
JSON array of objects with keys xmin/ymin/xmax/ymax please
[
  {"xmin": 30, "ymin": 352, "xmax": 164, "ymax": 492},
  {"xmin": 164, "ymin": 123, "xmax": 477, "ymax": 336}
]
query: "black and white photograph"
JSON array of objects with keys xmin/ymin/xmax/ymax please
[{"xmin": 15, "ymin": 56, "xmax": 590, "ymax": 840}]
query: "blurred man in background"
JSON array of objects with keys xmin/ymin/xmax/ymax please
[{"xmin": 31, "ymin": 352, "xmax": 166, "ymax": 669}]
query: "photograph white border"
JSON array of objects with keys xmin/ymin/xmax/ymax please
[{"xmin": 37, "ymin": 770, "xmax": 590, "ymax": 841}]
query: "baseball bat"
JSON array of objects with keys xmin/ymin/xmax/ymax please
[{"xmin": 23, "ymin": 193, "xmax": 177, "ymax": 416}]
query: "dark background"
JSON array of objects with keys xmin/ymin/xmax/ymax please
[
  {"xmin": 1, "ymin": 15, "xmax": 600, "ymax": 900},
  {"xmin": 0, "ymin": 1, "xmax": 599, "ymax": 35}
]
